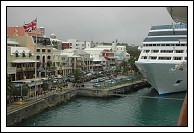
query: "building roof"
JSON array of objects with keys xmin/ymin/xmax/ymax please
[
  {"xmin": 7, "ymin": 40, "xmax": 20, "ymax": 45},
  {"xmin": 11, "ymin": 47, "xmax": 33, "ymax": 55},
  {"xmin": 76, "ymin": 49, "xmax": 90, "ymax": 55},
  {"xmin": 84, "ymin": 47, "xmax": 110, "ymax": 51},
  {"xmin": 11, "ymin": 59, "xmax": 39, "ymax": 63}
]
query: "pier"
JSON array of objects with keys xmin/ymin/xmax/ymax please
[
  {"xmin": 77, "ymin": 79, "xmax": 150, "ymax": 97},
  {"xmin": 7, "ymin": 79, "xmax": 150, "ymax": 126}
]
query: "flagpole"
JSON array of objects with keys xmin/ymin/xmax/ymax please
[{"xmin": 34, "ymin": 17, "xmax": 37, "ymax": 100}]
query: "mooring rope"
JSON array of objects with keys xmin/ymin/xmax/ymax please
[{"xmin": 110, "ymin": 94, "xmax": 184, "ymax": 101}]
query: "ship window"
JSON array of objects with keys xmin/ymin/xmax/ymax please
[
  {"xmin": 152, "ymin": 50, "xmax": 159, "ymax": 53},
  {"xmin": 161, "ymin": 44, "xmax": 165, "ymax": 46},
  {"xmin": 166, "ymin": 44, "xmax": 170, "ymax": 46},
  {"xmin": 153, "ymin": 44, "xmax": 156, "ymax": 46},
  {"xmin": 141, "ymin": 56, "xmax": 147, "ymax": 59},
  {"xmin": 171, "ymin": 44, "xmax": 175, "ymax": 46},
  {"xmin": 143, "ymin": 50, "xmax": 150, "ymax": 53},
  {"xmin": 181, "ymin": 44, "xmax": 186, "ymax": 46},
  {"xmin": 149, "ymin": 56, "xmax": 157, "ymax": 59},
  {"xmin": 161, "ymin": 50, "xmax": 173, "ymax": 53},
  {"xmin": 176, "ymin": 44, "xmax": 181, "ymax": 46},
  {"xmin": 158, "ymin": 57, "xmax": 171, "ymax": 60},
  {"xmin": 175, "ymin": 50, "xmax": 184, "ymax": 53},
  {"xmin": 149, "ymin": 44, "xmax": 152, "ymax": 46},
  {"xmin": 157, "ymin": 44, "xmax": 160, "ymax": 46},
  {"xmin": 173, "ymin": 57, "xmax": 182, "ymax": 60},
  {"xmin": 184, "ymin": 57, "xmax": 187, "ymax": 60}
]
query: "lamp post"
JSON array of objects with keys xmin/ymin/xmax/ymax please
[{"xmin": 20, "ymin": 83, "xmax": 23, "ymax": 101}]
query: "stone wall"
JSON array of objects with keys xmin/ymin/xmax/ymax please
[
  {"xmin": 7, "ymin": 80, "xmax": 150, "ymax": 126},
  {"xmin": 7, "ymin": 90, "xmax": 77, "ymax": 126}
]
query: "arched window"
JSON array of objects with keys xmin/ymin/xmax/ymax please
[
  {"xmin": 47, "ymin": 55, "xmax": 51, "ymax": 60},
  {"xmin": 22, "ymin": 50, "xmax": 25, "ymax": 57},
  {"xmin": 29, "ymin": 51, "xmax": 32, "ymax": 57},
  {"xmin": 36, "ymin": 55, "xmax": 40, "ymax": 60}
]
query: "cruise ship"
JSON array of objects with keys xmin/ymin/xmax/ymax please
[{"xmin": 135, "ymin": 23, "xmax": 187, "ymax": 95}]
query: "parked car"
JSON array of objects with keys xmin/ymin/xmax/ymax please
[
  {"xmin": 98, "ymin": 78, "xmax": 104, "ymax": 82},
  {"xmin": 53, "ymin": 79, "xmax": 58, "ymax": 83},
  {"xmin": 126, "ymin": 77, "xmax": 133, "ymax": 81},
  {"xmin": 90, "ymin": 79, "xmax": 99, "ymax": 83},
  {"xmin": 93, "ymin": 83, "xmax": 101, "ymax": 88}
]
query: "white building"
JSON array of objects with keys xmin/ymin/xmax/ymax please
[
  {"xmin": 50, "ymin": 34, "xmax": 62, "ymax": 50},
  {"xmin": 67, "ymin": 39, "xmax": 91, "ymax": 50}
]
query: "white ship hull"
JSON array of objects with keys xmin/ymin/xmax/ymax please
[{"xmin": 135, "ymin": 61, "xmax": 187, "ymax": 95}]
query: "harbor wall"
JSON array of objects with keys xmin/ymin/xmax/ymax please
[
  {"xmin": 77, "ymin": 80, "xmax": 150, "ymax": 97},
  {"xmin": 7, "ymin": 89, "xmax": 77, "ymax": 126},
  {"xmin": 7, "ymin": 80, "xmax": 150, "ymax": 126}
]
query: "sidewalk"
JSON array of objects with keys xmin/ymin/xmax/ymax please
[{"xmin": 7, "ymin": 86, "xmax": 73, "ymax": 114}]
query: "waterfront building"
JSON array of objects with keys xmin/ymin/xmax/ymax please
[
  {"xmin": 102, "ymin": 49, "xmax": 116, "ymax": 69},
  {"xmin": 7, "ymin": 26, "xmax": 54, "ymax": 78},
  {"xmin": 84, "ymin": 47, "xmax": 106, "ymax": 71},
  {"xmin": 52, "ymin": 48, "xmax": 67, "ymax": 76},
  {"xmin": 62, "ymin": 41, "xmax": 71, "ymax": 50},
  {"xmin": 66, "ymin": 39, "xmax": 90, "ymax": 50},
  {"xmin": 50, "ymin": 34, "xmax": 62, "ymax": 50},
  {"xmin": 84, "ymin": 42, "xmax": 130, "ymax": 70},
  {"xmin": 7, "ymin": 46, "xmax": 38, "ymax": 81},
  {"xmin": 61, "ymin": 49, "xmax": 82, "ymax": 73}
]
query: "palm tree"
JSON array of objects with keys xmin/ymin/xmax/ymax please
[
  {"xmin": 7, "ymin": 77, "xmax": 14, "ymax": 99},
  {"xmin": 120, "ymin": 60, "xmax": 129, "ymax": 75},
  {"xmin": 72, "ymin": 69, "xmax": 82, "ymax": 83},
  {"xmin": 128, "ymin": 57, "xmax": 139, "ymax": 74}
]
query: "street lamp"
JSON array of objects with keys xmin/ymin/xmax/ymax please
[{"xmin": 20, "ymin": 83, "xmax": 23, "ymax": 101}]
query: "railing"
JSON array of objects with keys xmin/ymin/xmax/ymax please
[{"xmin": 16, "ymin": 68, "xmax": 22, "ymax": 72}]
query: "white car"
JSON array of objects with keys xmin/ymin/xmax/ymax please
[{"xmin": 90, "ymin": 79, "xmax": 98, "ymax": 83}]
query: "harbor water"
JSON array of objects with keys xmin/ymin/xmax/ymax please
[{"xmin": 17, "ymin": 87, "xmax": 186, "ymax": 126}]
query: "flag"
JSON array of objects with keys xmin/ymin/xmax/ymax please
[{"xmin": 23, "ymin": 18, "xmax": 37, "ymax": 32}]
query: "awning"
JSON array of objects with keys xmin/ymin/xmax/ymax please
[{"xmin": 12, "ymin": 78, "xmax": 43, "ymax": 87}]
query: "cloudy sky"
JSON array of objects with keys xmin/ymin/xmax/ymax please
[
  {"xmin": 2, "ymin": 1, "xmax": 193, "ymax": 132},
  {"xmin": 6, "ymin": 6, "xmax": 174, "ymax": 45}
]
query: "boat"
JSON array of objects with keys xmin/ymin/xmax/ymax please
[
  {"xmin": 135, "ymin": 23, "xmax": 187, "ymax": 95},
  {"xmin": 166, "ymin": 7, "xmax": 188, "ymax": 126}
]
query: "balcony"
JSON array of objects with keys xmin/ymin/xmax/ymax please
[
  {"xmin": 7, "ymin": 67, "xmax": 16, "ymax": 74},
  {"xmin": 16, "ymin": 68, "xmax": 22, "ymax": 72}
]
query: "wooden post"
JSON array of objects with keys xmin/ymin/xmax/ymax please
[{"xmin": 177, "ymin": 93, "xmax": 187, "ymax": 126}]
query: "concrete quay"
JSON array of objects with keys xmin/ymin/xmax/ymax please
[
  {"xmin": 7, "ymin": 79, "xmax": 150, "ymax": 126},
  {"xmin": 77, "ymin": 79, "xmax": 150, "ymax": 97}
]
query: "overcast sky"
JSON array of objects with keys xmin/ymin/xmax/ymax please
[
  {"xmin": 2, "ymin": 2, "xmax": 194, "ymax": 132},
  {"xmin": 7, "ymin": 6, "xmax": 174, "ymax": 45}
]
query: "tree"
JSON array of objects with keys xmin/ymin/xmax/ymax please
[
  {"xmin": 127, "ymin": 46, "xmax": 141, "ymax": 60},
  {"xmin": 47, "ymin": 60, "xmax": 52, "ymax": 69},
  {"xmin": 7, "ymin": 77, "xmax": 29, "ymax": 98},
  {"xmin": 128, "ymin": 57, "xmax": 139, "ymax": 74},
  {"xmin": 72, "ymin": 69, "xmax": 82, "ymax": 83},
  {"xmin": 120, "ymin": 60, "xmax": 129, "ymax": 75},
  {"xmin": 7, "ymin": 77, "xmax": 15, "ymax": 97}
]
